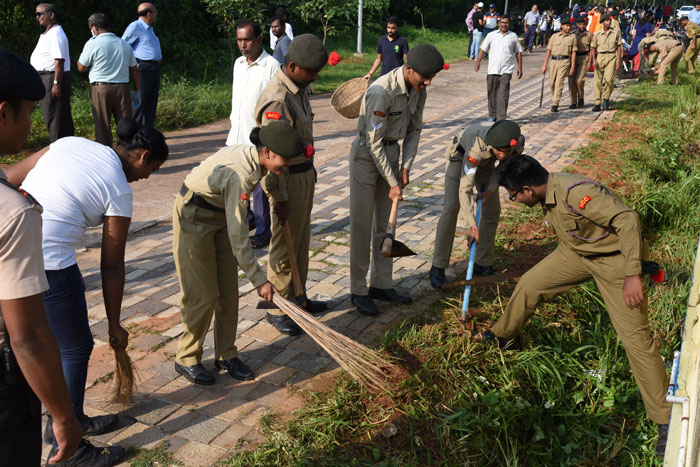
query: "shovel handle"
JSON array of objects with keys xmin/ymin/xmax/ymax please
[
  {"xmin": 283, "ymin": 223, "xmax": 305, "ymax": 299},
  {"xmin": 381, "ymin": 197, "xmax": 400, "ymax": 256}
]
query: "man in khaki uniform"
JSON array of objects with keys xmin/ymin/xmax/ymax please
[
  {"xmin": 569, "ymin": 16, "xmax": 593, "ymax": 108},
  {"xmin": 350, "ymin": 44, "xmax": 445, "ymax": 316},
  {"xmin": 430, "ymin": 120, "xmax": 524, "ymax": 288},
  {"xmin": 610, "ymin": 10, "xmax": 621, "ymax": 33},
  {"xmin": 483, "ymin": 155, "xmax": 672, "ymax": 457},
  {"xmin": 173, "ymin": 121, "xmax": 302, "ymax": 385},
  {"xmin": 681, "ymin": 16, "xmax": 700, "ymax": 74},
  {"xmin": 645, "ymin": 39, "xmax": 684, "ymax": 85},
  {"xmin": 590, "ymin": 14, "xmax": 621, "ymax": 111},
  {"xmin": 255, "ymin": 34, "xmax": 328, "ymax": 335},
  {"xmin": 541, "ymin": 16, "xmax": 576, "ymax": 112},
  {"xmin": 639, "ymin": 29, "xmax": 675, "ymax": 70}
]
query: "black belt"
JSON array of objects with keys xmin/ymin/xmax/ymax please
[
  {"xmin": 598, "ymin": 51, "xmax": 616, "ymax": 54},
  {"xmin": 179, "ymin": 184, "xmax": 223, "ymax": 211},
  {"xmin": 382, "ymin": 140, "xmax": 398, "ymax": 146},
  {"xmin": 38, "ymin": 70, "xmax": 54, "ymax": 75},
  {"xmin": 584, "ymin": 250, "xmax": 620, "ymax": 260},
  {"xmin": 576, "ymin": 51, "xmax": 589, "ymax": 56},
  {"xmin": 92, "ymin": 82, "xmax": 127, "ymax": 86},
  {"xmin": 550, "ymin": 56, "xmax": 570, "ymax": 61},
  {"xmin": 288, "ymin": 161, "xmax": 314, "ymax": 175},
  {"xmin": 137, "ymin": 59, "xmax": 161, "ymax": 65}
]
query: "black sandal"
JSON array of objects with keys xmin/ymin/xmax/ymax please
[{"xmin": 250, "ymin": 235, "xmax": 270, "ymax": 249}]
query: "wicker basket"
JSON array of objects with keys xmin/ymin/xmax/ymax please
[{"xmin": 330, "ymin": 78, "xmax": 369, "ymax": 119}]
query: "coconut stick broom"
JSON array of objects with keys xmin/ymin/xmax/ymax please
[{"xmin": 110, "ymin": 344, "xmax": 137, "ymax": 404}]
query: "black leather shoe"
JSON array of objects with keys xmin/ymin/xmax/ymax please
[
  {"xmin": 592, "ymin": 104, "xmax": 601, "ymax": 111},
  {"xmin": 174, "ymin": 362, "xmax": 215, "ymax": 385},
  {"xmin": 351, "ymin": 294, "xmax": 380, "ymax": 316},
  {"xmin": 602, "ymin": 99, "xmax": 610, "ymax": 110},
  {"xmin": 302, "ymin": 299, "xmax": 329, "ymax": 314},
  {"xmin": 569, "ymin": 103, "xmax": 577, "ymax": 109},
  {"xmin": 44, "ymin": 414, "xmax": 119, "ymax": 444},
  {"xmin": 266, "ymin": 313, "xmax": 302, "ymax": 335},
  {"xmin": 215, "ymin": 357, "xmax": 254, "ymax": 381},
  {"xmin": 551, "ymin": 105, "xmax": 558, "ymax": 112},
  {"xmin": 46, "ymin": 439, "xmax": 125, "ymax": 467},
  {"xmin": 656, "ymin": 423, "xmax": 669, "ymax": 458},
  {"xmin": 368, "ymin": 287, "xmax": 413, "ymax": 305},
  {"xmin": 430, "ymin": 266, "xmax": 447, "ymax": 289},
  {"xmin": 578, "ymin": 98, "xmax": 584, "ymax": 107},
  {"xmin": 473, "ymin": 264, "xmax": 499, "ymax": 276},
  {"xmin": 480, "ymin": 330, "xmax": 518, "ymax": 350},
  {"xmin": 250, "ymin": 234, "xmax": 270, "ymax": 249}
]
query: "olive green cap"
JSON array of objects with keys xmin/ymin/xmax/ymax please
[
  {"xmin": 407, "ymin": 44, "xmax": 444, "ymax": 75},
  {"xmin": 0, "ymin": 47, "xmax": 45, "ymax": 102},
  {"xmin": 259, "ymin": 120, "xmax": 304, "ymax": 158},
  {"xmin": 560, "ymin": 17, "xmax": 571, "ymax": 25},
  {"xmin": 484, "ymin": 120, "xmax": 521, "ymax": 148},
  {"xmin": 288, "ymin": 34, "xmax": 328, "ymax": 72},
  {"xmin": 576, "ymin": 15, "xmax": 587, "ymax": 23},
  {"xmin": 601, "ymin": 13, "xmax": 612, "ymax": 21}
]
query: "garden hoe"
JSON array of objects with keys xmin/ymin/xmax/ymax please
[{"xmin": 380, "ymin": 197, "xmax": 416, "ymax": 258}]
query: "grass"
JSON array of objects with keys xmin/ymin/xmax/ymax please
[
  {"xmin": 218, "ymin": 74, "xmax": 699, "ymax": 465},
  {"xmin": 127, "ymin": 441, "xmax": 182, "ymax": 467}
]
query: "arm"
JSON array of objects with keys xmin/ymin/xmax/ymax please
[
  {"xmin": 474, "ymin": 48, "xmax": 486, "ymax": 71},
  {"xmin": 399, "ymin": 90, "xmax": 427, "ymax": 181},
  {"xmin": 129, "ymin": 65, "xmax": 140, "ymax": 91},
  {"xmin": 364, "ymin": 54, "xmax": 382, "ymax": 79},
  {"xmin": 363, "ymin": 90, "xmax": 400, "ymax": 189},
  {"xmin": 541, "ymin": 49, "xmax": 552, "ymax": 73},
  {"xmin": 52, "ymin": 59, "xmax": 64, "ymax": 98},
  {"xmin": 570, "ymin": 48, "xmax": 577, "ymax": 75},
  {"xmin": 5, "ymin": 146, "xmax": 51, "ymax": 186},
  {"xmin": 76, "ymin": 61, "xmax": 88, "ymax": 73},
  {"xmin": 516, "ymin": 52, "xmax": 523, "ymax": 78},
  {"xmin": 100, "ymin": 216, "xmax": 130, "ymax": 351}
]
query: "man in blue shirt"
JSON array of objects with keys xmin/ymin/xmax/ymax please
[
  {"xmin": 690, "ymin": 0, "xmax": 700, "ymax": 25},
  {"xmin": 523, "ymin": 4, "xmax": 541, "ymax": 52},
  {"xmin": 78, "ymin": 13, "xmax": 139, "ymax": 147},
  {"xmin": 363, "ymin": 16, "xmax": 409, "ymax": 79},
  {"xmin": 271, "ymin": 16, "xmax": 291, "ymax": 65},
  {"xmin": 122, "ymin": 2, "xmax": 162, "ymax": 129}
]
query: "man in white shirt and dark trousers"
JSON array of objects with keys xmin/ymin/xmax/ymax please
[
  {"xmin": 226, "ymin": 20, "xmax": 280, "ymax": 249},
  {"xmin": 475, "ymin": 15, "xmax": 523, "ymax": 121},
  {"xmin": 30, "ymin": 3, "xmax": 74, "ymax": 142},
  {"xmin": 269, "ymin": 6, "xmax": 294, "ymax": 49}
]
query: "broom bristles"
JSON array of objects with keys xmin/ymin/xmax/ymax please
[
  {"xmin": 272, "ymin": 295, "xmax": 396, "ymax": 392},
  {"xmin": 111, "ymin": 349, "xmax": 136, "ymax": 404}
]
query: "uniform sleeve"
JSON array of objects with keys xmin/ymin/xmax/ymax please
[
  {"xmin": 0, "ymin": 210, "xmax": 49, "ymax": 300},
  {"xmin": 615, "ymin": 30, "xmax": 622, "ymax": 46},
  {"xmin": 401, "ymin": 90, "xmax": 426, "ymax": 172},
  {"xmin": 591, "ymin": 33, "xmax": 598, "ymax": 49},
  {"xmin": 363, "ymin": 89, "xmax": 399, "ymax": 187},
  {"xmin": 547, "ymin": 36, "xmax": 554, "ymax": 51},
  {"xmin": 258, "ymin": 100, "xmax": 292, "ymax": 202},
  {"xmin": 461, "ymin": 160, "xmax": 479, "ymax": 228}
]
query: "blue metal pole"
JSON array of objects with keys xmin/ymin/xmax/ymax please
[{"xmin": 461, "ymin": 196, "xmax": 483, "ymax": 320}]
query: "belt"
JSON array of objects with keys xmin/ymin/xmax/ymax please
[
  {"xmin": 382, "ymin": 140, "xmax": 399, "ymax": 146},
  {"xmin": 584, "ymin": 250, "xmax": 620, "ymax": 260},
  {"xmin": 598, "ymin": 51, "xmax": 616, "ymax": 54},
  {"xmin": 550, "ymin": 56, "xmax": 570, "ymax": 61},
  {"xmin": 38, "ymin": 70, "xmax": 54, "ymax": 75},
  {"xmin": 288, "ymin": 161, "xmax": 314, "ymax": 175},
  {"xmin": 576, "ymin": 51, "xmax": 589, "ymax": 56},
  {"xmin": 92, "ymin": 82, "xmax": 127, "ymax": 86},
  {"xmin": 137, "ymin": 59, "xmax": 161, "ymax": 65},
  {"xmin": 179, "ymin": 183, "xmax": 223, "ymax": 212}
]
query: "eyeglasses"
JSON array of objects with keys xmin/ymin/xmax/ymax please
[
  {"xmin": 508, "ymin": 189, "xmax": 523, "ymax": 202},
  {"xmin": 35, "ymin": 11, "xmax": 47, "ymax": 17}
]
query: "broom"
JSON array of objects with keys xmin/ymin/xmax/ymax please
[{"xmin": 111, "ymin": 347, "xmax": 137, "ymax": 404}]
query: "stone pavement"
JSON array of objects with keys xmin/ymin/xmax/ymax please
[{"xmin": 43, "ymin": 56, "xmax": 624, "ymax": 465}]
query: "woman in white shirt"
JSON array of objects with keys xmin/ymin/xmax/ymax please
[{"xmin": 13, "ymin": 117, "xmax": 168, "ymax": 466}]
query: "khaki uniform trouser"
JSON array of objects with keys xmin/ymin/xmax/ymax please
[
  {"xmin": 173, "ymin": 193, "xmax": 239, "ymax": 366},
  {"xmin": 569, "ymin": 56, "xmax": 588, "ymax": 104},
  {"xmin": 266, "ymin": 169, "xmax": 315, "ymax": 316},
  {"xmin": 593, "ymin": 53, "xmax": 617, "ymax": 103},
  {"xmin": 492, "ymin": 245, "xmax": 672, "ymax": 424},
  {"xmin": 685, "ymin": 38, "xmax": 700, "ymax": 74},
  {"xmin": 432, "ymin": 158, "xmax": 500, "ymax": 269},
  {"xmin": 549, "ymin": 59, "xmax": 571, "ymax": 106},
  {"xmin": 90, "ymin": 83, "xmax": 132, "ymax": 147},
  {"xmin": 658, "ymin": 46, "xmax": 683, "ymax": 85}
]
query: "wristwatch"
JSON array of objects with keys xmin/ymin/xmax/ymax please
[{"xmin": 53, "ymin": 80, "xmax": 60, "ymax": 84}]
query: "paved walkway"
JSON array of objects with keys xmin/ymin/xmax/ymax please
[{"xmin": 43, "ymin": 51, "xmax": 623, "ymax": 465}]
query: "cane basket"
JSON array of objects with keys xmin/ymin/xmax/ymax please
[{"xmin": 330, "ymin": 78, "xmax": 369, "ymax": 119}]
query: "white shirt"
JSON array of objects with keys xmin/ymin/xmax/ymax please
[
  {"xmin": 30, "ymin": 24, "xmax": 71, "ymax": 72},
  {"xmin": 226, "ymin": 50, "xmax": 280, "ymax": 146},
  {"xmin": 480, "ymin": 30, "xmax": 523, "ymax": 75},
  {"xmin": 21, "ymin": 137, "xmax": 132, "ymax": 270},
  {"xmin": 269, "ymin": 23, "xmax": 294, "ymax": 49}
]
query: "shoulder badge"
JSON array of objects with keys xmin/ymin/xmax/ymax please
[
  {"xmin": 373, "ymin": 111, "xmax": 386, "ymax": 117},
  {"xmin": 240, "ymin": 193, "xmax": 250, "ymax": 201},
  {"xmin": 578, "ymin": 195, "xmax": 592, "ymax": 209},
  {"xmin": 467, "ymin": 156, "xmax": 479, "ymax": 165},
  {"xmin": 265, "ymin": 111, "xmax": 281, "ymax": 121}
]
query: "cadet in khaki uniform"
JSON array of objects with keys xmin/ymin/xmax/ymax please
[
  {"xmin": 430, "ymin": 120, "xmax": 524, "ymax": 288},
  {"xmin": 609, "ymin": 10, "xmax": 621, "ymax": 33},
  {"xmin": 569, "ymin": 16, "xmax": 593, "ymax": 109},
  {"xmin": 680, "ymin": 16, "xmax": 700, "ymax": 74},
  {"xmin": 350, "ymin": 44, "xmax": 444, "ymax": 316},
  {"xmin": 645, "ymin": 38, "xmax": 684, "ymax": 85},
  {"xmin": 590, "ymin": 14, "xmax": 622, "ymax": 111},
  {"xmin": 173, "ymin": 121, "xmax": 303, "ymax": 386},
  {"xmin": 483, "ymin": 155, "xmax": 672, "ymax": 456},
  {"xmin": 639, "ymin": 29, "xmax": 675, "ymax": 69},
  {"xmin": 255, "ymin": 34, "xmax": 328, "ymax": 336},
  {"xmin": 541, "ymin": 17, "xmax": 576, "ymax": 113}
]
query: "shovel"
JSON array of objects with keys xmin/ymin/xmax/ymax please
[
  {"xmin": 380, "ymin": 197, "xmax": 416, "ymax": 258},
  {"xmin": 283, "ymin": 223, "xmax": 307, "ymax": 307}
]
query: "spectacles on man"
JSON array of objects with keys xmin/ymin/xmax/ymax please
[
  {"xmin": 35, "ymin": 11, "xmax": 47, "ymax": 17},
  {"xmin": 508, "ymin": 189, "xmax": 523, "ymax": 202}
]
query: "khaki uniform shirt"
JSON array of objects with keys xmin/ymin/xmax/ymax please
[
  {"xmin": 575, "ymin": 30, "xmax": 594, "ymax": 52},
  {"xmin": 0, "ymin": 169, "xmax": 49, "ymax": 348},
  {"xmin": 685, "ymin": 21, "xmax": 700, "ymax": 39},
  {"xmin": 543, "ymin": 173, "xmax": 642, "ymax": 276},
  {"xmin": 610, "ymin": 18, "xmax": 621, "ymax": 32},
  {"xmin": 639, "ymin": 29, "xmax": 675, "ymax": 53},
  {"xmin": 547, "ymin": 31, "xmax": 577, "ymax": 57},
  {"xmin": 591, "ymin": 28, "xmax": 622, "ymax": 53},
  {"xmin": 255, "ymin": 68, "xmax": 314, "ymax": 203},
  {"xmin": 183, "ymin": 145, "xmax": 268, "ymax": 287},
  {"xmin": 356, "ymin": 65, "xmax": 427, "ymax": 187},
  {"xmin": 656, "ymin": 38, "xmax": 683, "ymax": 58}
]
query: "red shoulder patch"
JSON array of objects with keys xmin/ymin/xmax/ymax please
[
  {"xmin": 373, "ymin": 111, "xmax": 386, "ymax": 117},
  {"xmin": 578, "ymin": 195, "xmax": 592, "ymax": 209},
  {"xmin": 265, "ymin": 111, "xmax": 281, "ymax": 120},
  {"xmin": 304, "ymin": 145, "xmax": 315, "ymax": 158},
  {"xmin": 240, "ymin": 193, "xmax": 250, "ymax": 201},
  {"xmin": 467, "ymin": 156, "xmax": 479, "ymax": 165}
]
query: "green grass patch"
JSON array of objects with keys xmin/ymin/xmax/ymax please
[{"xmin": 127, "ymin": 441, "xmax": 182, "ymax": 467}]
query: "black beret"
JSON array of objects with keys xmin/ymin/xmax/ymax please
[
  {"xmin": 0, "ymin": 47, "xmax": 45, "ymax": 102},
  {"xmin": 611, "ymin": 10, "xmax": 619, "ymax": 16},
  {"xmin": 576, "ymin": 16, "xmax": 587, "ymax": 23},
  {"xmin": 643, "ymin": 41, "xmax": 656, "ymax": 53},
  {"xmin": 560, "ymin": 17, "xmax": 572, "ymax": 25},
  {"xmin": 601, "ymin": 13, "xmax": 612, "ymax": 21},
  {"xmin": 407, "ymin": 44, "xmax": 445, "ymax": 75},
  {"xmin": 259, "ymin": 120, "xmax": 304, "ymax": 158},
  {"xmin": 288, "ymin": 34, "xmax": 328, "ymax": 72},
  {"xmin": 484, "ymin": 120, "xmax": 521, "ymax": 148}
]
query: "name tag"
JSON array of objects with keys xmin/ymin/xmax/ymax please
[{"xmin": 389, "ymin": 111, "xmax": 402, "ymax": 116}]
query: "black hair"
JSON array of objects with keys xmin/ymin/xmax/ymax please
[
  {"xmin": 37, "ymin": 3, "xmax": 58, "ymax": 20},
  {"xmin": 138, "ymin": 7, "xmax": 153, "ymax": 17},
  {"xmin": 116, "ymin": 117, "xmax": 169, "ymax": 164},
  {"xmin": 271, "ymin": 15, "xmax": 285, "ymax": 27},
  {"xmin": 498, "ymin": 155, "xmax": 549, "ymax": 191},
  {"xmin": 275, "ymin": 6, "xmax": 287, "ymax": 17},
  {"xmin": 249, "ymin": 127, "xmax": 264, "ymax": 150},
  {"xmin": 236, "ymin": 19, "xmax": 262, "ymax": 37},
  {"xmin": 501, "ymin": 14, "xmax": 511, "ymax": 21},
  {"xmin": 387, "ymin": 16, "xmax": 402, "ymax": 26},
  {"xmin": 88, "ymin": 13, "xmax": 110, "ymax": 30}
]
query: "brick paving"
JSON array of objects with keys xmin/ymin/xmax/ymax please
[{"xmin": 42, "ymin": 55, "xmax": 624, "ymax": 464}]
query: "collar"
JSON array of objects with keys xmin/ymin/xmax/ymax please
[
  {"xmin": 278, "ymin": 68, "xmax": 301, "ymax": 95},
  {"xmin": 138, "ymin": 18, "xmax": 151, "ymax": 30},
  {"xmin": 394, "ymin": 65, "xmax": 410, "ymax": 96},
  {"xmin": 240, "ymin": 49, "xmax": 270, "ymax": 66}
]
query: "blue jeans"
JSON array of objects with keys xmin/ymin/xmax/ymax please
[
  {"xmin": 470, "ymin": 30, "xmax": 483, "ymax": 58},
  {"xmin": 43, "ymin": 264, "xmax": 93, "ymax": 424}
]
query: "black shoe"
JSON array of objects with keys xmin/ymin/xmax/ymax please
[
  {"xmin": 214, "ymin": 357, "xmax": 254, "ymax": 381},
  {"xmin": 174, "ymin": 362, "xmax": 215, "ymax": 385},
  {"xmin": 480, "ymin": 330, "xmax": 518, "ymax": 350},
  {"xmin": 551, "ymin": 105, "xmax": 558, "ymax": 113},
  {"xmin": 569, "ymin": 103, "xmax": 577, "ymax": 109},
  {"xmin": 250, "ymin": 234, "xmax": 270, "ymax": 249},
  {"xmin": 473, "ymin": 264, "xmax": 499, "ymax": 276},
  {"xmin": 46, "ymin": 439, "xmax": 125, "ymax": 467},
  {"xmin": 602, "ymin": 99, "xmax": 610, "ymax": 110},
  {"xmin": 302, "ymin": 299, "xmax": 329, "ymax": 314},
  {"xmin": 44, "ymin": 415, "xmax": 120, "ymax": 444},
  {"xmin": 430, "ymin": 266, "xmax": 447, "ymax": 289},
  {"xmin": 351, "ymin": 294, "xmax": 380, "ymax": 316},
  {"xmin": 656, "ymin": 423, "xmax": 669, "ymax": 458},
  {"xmin": 368, "ymin": 287, "xmax": 413, "ymax": 305},
  {"xmin": 578, "ymin": 98, "xmax": 584, "ymax": 107},
  {"xmin": 592, "ymin": 104, "xmax": 601, "ymax": 111},
  {"xmin": 256, "ymin": 300, "xmax": 278, "ymax": 309},
  {"xmin": 266, "ymin": 313, "xmax": 302, "ymax": 335}
]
